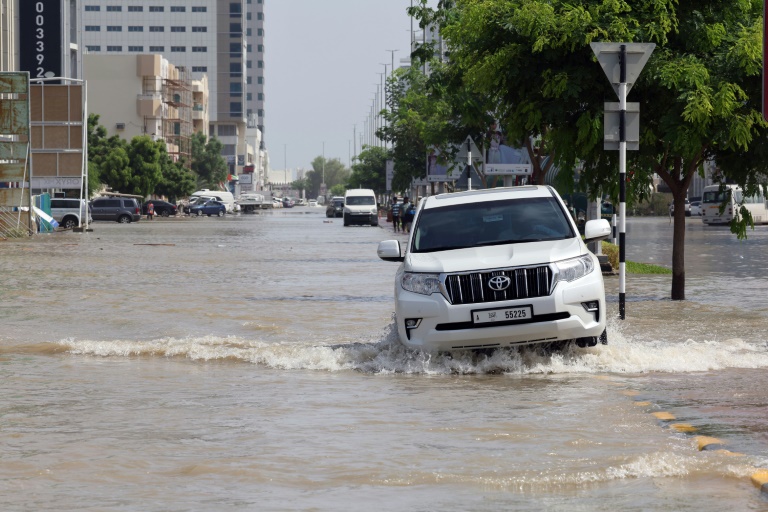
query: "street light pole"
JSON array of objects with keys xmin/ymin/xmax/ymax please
[{"xmin": 284, "ymin": 144, "xmax": 287, "ymax": 196}]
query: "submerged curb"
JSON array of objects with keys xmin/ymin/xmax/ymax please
[{"xmin": 751, "ymin": 470, "xmax": 768, "ymax": 495}]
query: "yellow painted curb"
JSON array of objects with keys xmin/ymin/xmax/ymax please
[
  {"xmin": 652, "ymin": 412, "xmax": 676, "ymax": 421},
  {"xmin": 712, "ymin": 449, "xmax": 744, "ymax": 457},
  {"xmin": 751, "ymin": 470, "xmax": 768, "ymax": 493},
  {"xmin": 634, "ymin": 401, "xmax": 651, "ymax": 406},
  {"xmin": 671, "ymin": 423, "xmax": 697, "ymax": 433},
  {"xmin": 696, "ymin": 436, "xmax": 725, "ymax": 450},
  {"xmin": 622, "ymin": 390, "xmax": 640, "ymax": 397}
]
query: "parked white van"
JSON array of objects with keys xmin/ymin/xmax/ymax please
[
  {"xmin": 343, "ymin": 188, "xmax": 378, "ymax": 226},
  {"xmin": 191, "ymin": 189, "xmax": 235, "ymax": 212}
]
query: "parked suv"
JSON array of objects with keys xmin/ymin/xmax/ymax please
[
  {"xmin": 90, "ymin": 197, "xmax": 142, "ymax": 223},
  {"xmin": 377, "ymin": 186, "xmax": 611, "ymax": 353},
  {"xmin": 50, "ymin": 198, "xmax": 92, "ymax": 229}
]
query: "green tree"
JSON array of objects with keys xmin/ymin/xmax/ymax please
[
  {"xmin": 191, "ymin": 132, "xmax": 228, "ymax": 188},
  {"xmin": 417, "ymin": 0, "xmax": 768, "ymax": 300},
  {"xmin": 154, "ymin": 154, "xmax": 197, "ymax": 202},
  {"xmin": 100, "ymin": 135, "xmax": 164, "ymax": 197},
  {"xmin": 305, "ymin": 156, "xmax": 350, "ymax": 198},
  {"xmin": 86, "ymin": 113, "xmax": 125, "ymax": 197},
  {"xmin": 291, "ymin": 177, "xmax": 311, "ymax": 198},
  {"xmin": 329, "ymin": 184, "xmax": 347, "ymax": 197},
  {"xmin": 347, "ymin": 145, "xmax": 389, "ymax": 193}
]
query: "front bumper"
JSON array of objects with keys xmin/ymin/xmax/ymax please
[{"xmin": 394, "ymin": 271, "xmax": 606, "ymax": 352}]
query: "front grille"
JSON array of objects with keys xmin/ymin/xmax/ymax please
[{"xmin": 443, "ymin": 265, "xmax": 552, "ymax": 305}]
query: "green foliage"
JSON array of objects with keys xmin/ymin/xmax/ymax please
[
  {"xmin": 329, "ymin": 184, "xmax": 347, "ymax": 197},
  {"xmin": 347, "ymin": 145, "xmax": 388, "ymax": 194},
  {"xmin": 191, "ymin": 132, "xmax": 228, "ymax": 188},
  {"xmin": 291, "ymin": 177, "xmax": 311, "ymax": 195},
  {"xmin": 154, "ymin": 154, "xmax": 196, "ymax": 202},
  {"xmin": 305, "ymin": 156, "xmax": 350, "ymax": 198},
  {"xmin": 602, "ymin": 241, "xmax": 672, "ymax": 274}
]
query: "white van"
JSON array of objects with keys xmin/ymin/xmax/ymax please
[
  {"xmin": 343, "ymin": 189, "xmax": 378, "ymax": 226},
  {"xmin": 50, "ymin": 198, "xmax": 92, "ymax": 229},
  {"xmin": 191, "ymin": 189, "xmax": 235, "ymax": 212}
]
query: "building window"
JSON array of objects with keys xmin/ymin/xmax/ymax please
[
  {"xmin": 86, "ymin": 45, "xmax": 101, "ymax": 51},
  {"xmin": 258, "ymin": 109, "xmax": 263, "ymax": 117},
  {"xmin": 247, "ymin": 76, "xmax": 252, "ymax": 84},
  {"xmin": 229, "ymin": 63, "xmax": 242, "ymax": 77},
  {"xmin": 246, "ymin": 28, "xmax": 251, "ymax": 36},
  {"xmin": 171, "ymin": 46, "xmax": 186, "ymax": 52},
  {"xmin": 257, "ymin": 28, "xmax": 263, "ymax": 36},
  {"xmin": 257, "ymin": 44, "xmax": 263, "ymax": 53},
  {"xmin": 149, "ymin": 6, "xmax": 164, "ymax": 12},
  {"xmin": 192, "ymin": 6, "xmax": 207, "ymax": 12},
  {"xmin": 230, "ymin": 103, "xmax": 243, "ymax": 117},
  {"xmin": 247, "ymin": 12, "xmax": 251, "ymax": 20},
  {"xmin": 257, "ymin": 12, "xmax": 263, "ymax": 20},
  {"xmin": 107, "ymin": 26, "xmax": 122, "ymax": 32},
  {"xmin": 229, "ymin": 43, "xmax": 242, "ymax": 57},
  {"xmin": 106, "ymin": 5, "xmax": 122, "ymax": 12},
  {"xmin": 128, "ymin": 6, "xmax": 143, "ymax": 12},
  {"xmin": 257, "ymin": 60, "xmax": 263, "ymax": 69},
  {"xmin": 257, "ymin": 76, "xmax": 262, "ymax": 84},
  {"xmin": 149, "ymin": 26, "xmax": 164, "ymax": 32},
  {"xmin": 230, "ymin": 83, "xmax": 242, "ymax": 97},
  {"xmin": 246, "ymin": 60, "xmax": 252, "ymax": 69},
  {"xmin": 85, "ymin": 25, "xmax": 100, "ymax": 32},
  {"xmin": 128, "ymin": 26, "xmax": 143, "ymax": 32},
  {"xmin": 149, "ymin": 46, "xmax": 164, "ymax": 52},
  {"xmin": 218, "ymin": 125, "xmax": 236, "ymax": 136},
  {"xmin": 171, "ymin": 26, "xmax": 186, "ymax": 32},
  {"xmin": 192, "ymin": 46, "xmax": 207, "ymax": 53},
  {"xmin": 246, "ymin": 93, "xmax": 252, "ymax": 101},
  {"xmin": 192, "ymin": 26, "xmax": 207, "ymax": 32},
  {"xmin": 229, "ymin": 2, "xmax": 242, "ymax": 17},
  {"xmin": 84, "ymin": 5, "xmax": 100, "ymax": 12},
  {"xmin": 247, "ymin": 44, "xmax": 252, "ymax": 53},
  {"xmin": 107, "ymin": 46, "xmax": 123, "ymax": 52},
  {"xmin": 170, "ymin": 6, "xmax": 186, "ymax": 12},
  {"xmin": 230, "ymin": 23, "xmax": 242, "ymax": 34},
  {"xmin": 128, "ymin": 46, "xmax": 144, "ymax": 52},
  {"xmin": 257, "ymin": 92, "xmax": 263, "ymax": 101},
  {"xmin": 192, "ymin": 66, "xmax": 208, "ymax": 72}
]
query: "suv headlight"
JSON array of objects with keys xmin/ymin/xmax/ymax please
[
  {"xmin": 401, "ymin": 272, "xmax": 441, "ymax": 295},
  {"xmin": 554, "ymin": 254, "xmax": 594, "ymax": 283}
]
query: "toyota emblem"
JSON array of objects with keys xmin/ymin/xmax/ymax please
[{"xmin": 488, "ymin": 275, "xmax": 511, "ymax": 291}]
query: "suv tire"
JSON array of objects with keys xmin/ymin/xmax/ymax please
[
  {"xmin": 117, "ymin": 215, "xmax": 131, "ymax": 223},
  {"xmin": 343, "ymin": 214, "xmax": 350, "ymax": 226}
]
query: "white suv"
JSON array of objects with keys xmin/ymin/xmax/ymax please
[{"xmin": 377, "ymin": 186, "xmax": 611, "ymax": 352}]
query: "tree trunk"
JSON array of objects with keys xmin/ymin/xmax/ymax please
[{"xmin": 671, "ymin": 194, "xmax": 686, "ymax": 300}]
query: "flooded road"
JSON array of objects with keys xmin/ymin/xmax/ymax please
[{"xmin": 1, "ymin": 211, "xmax": 767, "ymax": 511}]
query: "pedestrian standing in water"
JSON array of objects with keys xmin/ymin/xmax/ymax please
[{"xmin": 391, "ymin": 198, "xmax": 402, "ymax": 232}]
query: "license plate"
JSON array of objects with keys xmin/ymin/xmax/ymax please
[{"xmin": 472, "ymin": 306, "xmax": 532, "ymax": 324}]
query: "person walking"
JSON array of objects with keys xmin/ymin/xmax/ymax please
[
  {"xmin": 391, "ymin": 198, "xmax": 402, "ymax": 232},
  {"xmin": 147, "ymin": 202, "xmax": 154, "ymax": 220},
  {"xmin": 401, "ymin": 196, "xmax": 413, "ymax": 233}
]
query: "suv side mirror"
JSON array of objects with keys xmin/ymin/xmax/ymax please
[
  {"xmin": 584, "ymin": 219, "xmax": 611, "ymax": 242},
  {"xmin": 377, "ymin": 240, "xmax": 404, "ymax": 262}
]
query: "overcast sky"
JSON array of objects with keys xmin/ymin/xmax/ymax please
[{"xmin": 264, "ymin": 0, "xmax": 419, "ymax": 173}]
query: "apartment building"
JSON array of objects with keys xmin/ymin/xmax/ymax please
[{"xmin": 81, "ymin": 0, "xmax": 265, "ymax": 184}]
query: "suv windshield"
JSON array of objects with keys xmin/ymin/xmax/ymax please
[{"xmin": 412, "ymin": 197, "xmax": 575, "ymax": 253}]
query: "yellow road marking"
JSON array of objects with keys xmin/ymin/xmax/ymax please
[
  {"xmin": 751, "ymin": 470, "xmax": 768, "ymax": 492},
  {"xmin": 696, "ymin": 436, "xmax": 725, "ymax": 450},
  {"xmin": 652, "ymin": 412, "xmax": 675, "ymax": 420},
  {"xmin": 671, "ymin": 423, "xmax": 697, "ymax": 433},
  {"xmin": 633, "ymin": 401, "xmax": 651, "ymax": 406}
]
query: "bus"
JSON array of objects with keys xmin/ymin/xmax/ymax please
[{"xmin": 701, "ymin": 184, "xmax": 768, "ymax": 225}]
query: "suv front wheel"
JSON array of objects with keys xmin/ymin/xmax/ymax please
[{"xmin": 117, "ymin": 215, "xmax": 131, "ymax": 223}]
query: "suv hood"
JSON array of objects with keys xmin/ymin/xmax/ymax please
[{"xmin": 404, "ymin": 238, "xmax": 585, "ymax": 273}]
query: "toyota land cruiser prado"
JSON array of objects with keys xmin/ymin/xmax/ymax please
[{"xmin": 377, "ymin": 186, "xmax": 611, "ymax": 352}]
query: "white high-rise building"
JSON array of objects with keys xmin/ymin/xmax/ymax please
[{"xmin": 81, "ymin": 0, "xmax": 266, "ymax": 184}]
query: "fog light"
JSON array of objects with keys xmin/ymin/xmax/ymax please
[
  {"xmin": 582, "ymin": 301, "xmax": 599, "ymax": 322},
  {"xmin": 405, "ymin": 318, "xmax": 422, "ymax": 329}
]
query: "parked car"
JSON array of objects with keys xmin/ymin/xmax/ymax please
[
  {"xmin": 326, "ymin": 196, "xmax": 345, "ymax": 218},
  {"xmin": 308, "ymin": 200, "xmax": 318, "ymax": 208},
  {"xmin": 142, "ymin": 200, "xmax": 178, "ymax": 217},
  {"xmin": 669, "ymin": 198, "xmax": 691, "ymax": 216},
  {"xmin": 49, "ymin": 198, "xmax": 92, "ymax": 229},
  {"xmin": 282, "ymin": 197, "xmax": 295, "ymax": 208},
  {"xmin": 90, "ymin": 197, "xmax": 142, "ymax": 223},
  {"xmin": 690, "ymin": 200, "xmax": 702, "ymax": 216},
  {"xmin": 376, "ymin": 185, "xmax": 611, "ymax": 353},
  {"xmin": 189, "ymin": 199, "xmax": 226, "ymax": 217},
  {"xmin": 272, "ymin": 197, "xmax": 283, "ymax": 208}
]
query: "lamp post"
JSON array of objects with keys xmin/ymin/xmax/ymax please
[
  {"xmin": 284, "ymin": 144, "xmax": 287, "ymax": 196},
  {"xmin": 321, "ymin": 141, "xmax": 326, "ymax": 200}
]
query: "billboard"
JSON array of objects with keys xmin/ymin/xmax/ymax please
[{"xmin": 20, "ymin": 0, "xmax": 63, "ymax": 80}]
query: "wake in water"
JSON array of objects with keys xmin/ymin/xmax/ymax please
[{"xmin": 53, "ymin": 317, "xmax": 768, "ymax": 375}]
